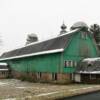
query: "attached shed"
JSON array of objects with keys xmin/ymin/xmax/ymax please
[
  {"xmin": 0, "ymin": 63, "xmax": 9, "ymax": 78},
  {"xmin": 75, "ymin": 58, "xmax": 100, "ymax": 83},
  {"xmin": 0, "ymin": 22, "xmax": 99, "ymax": 83}
]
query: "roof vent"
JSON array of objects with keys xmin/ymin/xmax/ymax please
[
  {"xmin": 60, "ymin": 23, "xmax": 67, "ymax": 35},
  {"xmin": 26, "ymin": 33, "xmax": 38, "ymax": 45},
  {"xmin": 70, "ymin": 21, "xmax": 88, "ymax": 30}
]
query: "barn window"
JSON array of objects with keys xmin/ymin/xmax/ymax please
[
  {"xmin": 52, "ymin": 73, "xmax": 57, "ymax": 80},
  {"xmin": 64, "ymin": 61, "xmax": 68, "ymax": 67},
  {"xmin": 64, "ymin": 60, "xmax": 74, "ymax": 67}
]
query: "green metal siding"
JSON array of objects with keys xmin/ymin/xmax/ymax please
[
  {"xmin": 7, "ymin": 53, "xmax": 61, "ymax": 73},
  {"xmin": 63, "ymin": 67, "xmax": 75, "ymax": 73},
  {"xmin": 62, "ymin": 31, "xmax": 98, "ymax": 73}
]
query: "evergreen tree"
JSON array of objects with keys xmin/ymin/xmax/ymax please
[{"xmin": 90, "ymin": 24, "xmax": 100, "ymax": 43}]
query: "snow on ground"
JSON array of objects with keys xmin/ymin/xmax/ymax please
[
  {"xmin": 0, "ymin": 79, "xmax": 100, "ymax": 100},
  {"xmin": 0, "ymin": 82, "xmax": 8, "ymax": 86}
]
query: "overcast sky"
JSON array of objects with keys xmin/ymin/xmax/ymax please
[{"xmin": 0, "ymin": 0, "xmax": 100, "ymax": 54}]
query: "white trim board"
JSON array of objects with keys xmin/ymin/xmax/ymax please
[{"xmin": 0, "ymin": 48, "xmax": 64, "ymax": 61}]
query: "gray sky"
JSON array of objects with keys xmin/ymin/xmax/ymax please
[{"xmin": 0, "ymin": 0, "xmax": 100, "ymax": 54}]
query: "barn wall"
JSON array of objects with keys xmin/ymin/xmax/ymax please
[
  {"xmin": 7, "ymin": 53, "xmax": 61, "ymax": 73},
  {"xmin": 62, "ymin": 31, "xmax": 98, "ymax": 73},
  {"xmin": 3, "ymin": 52, "xmax": 73, "ymax": 83}
]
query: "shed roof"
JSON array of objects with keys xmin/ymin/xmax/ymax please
[
  {"xmin": 0, "ymin": 29, "xmax": 79, "ymax": 60},
  {"xmin": 0, "ymin": 63, "xmax": 8, "ymax": 66},
  {"xmin": 0, "ymin": 63, "xmax": 8, "ymax": 71},
  {"xmin": 77, "ymin": 71, "xmax": 100, "ymax": 74},
  {"xmin": 76, "ymin": 58, "xmax": 100, "ymax": 74},
  {"xmin": 82, "ymin": 57, "xmax": 100, "ymax": 62},
  {"xmin": 76, "ymin": 66, "xmax": 100, "ymax": 74}
]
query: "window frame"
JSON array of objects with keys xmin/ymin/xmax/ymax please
[{"xmin": 64, "ymin": 60, "xmax": 74, "ymax": 67}]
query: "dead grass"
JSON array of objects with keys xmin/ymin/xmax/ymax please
[{"xmin": 0, "ymin": 79, "xmax": 100, "ymax": 100}]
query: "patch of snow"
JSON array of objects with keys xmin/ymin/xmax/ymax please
[
  {"xmin": 69, "ymin": 87, "xmax": 93, "ymax": 92},
  {"xmin": 16, "ymin": 86, "xmax": 27, "ymax": 89},
  {"xmin": 0, "ymin": 63, "xmax": 7, "ymax": 66},
  {"xmin": 0, "ymin": 82, "xmax": 7, "ymax": 86},
  {"xmin": 36, "ymin": 91, "xmax": 59, "ymax": 96},
  {"xmin": 78, "ymin": 71, "xmax": 100, "ymax": 74},
  {"xmin": 69, "ymin": 86, "xmax": 100, "ymax": 92},
  {"xmin": 83, "ymin": 58, "xmax": 100, "ymax": 62},
  {"xmin": 3, "ymin": 98, "xmax": 16, "ymax": 100}
]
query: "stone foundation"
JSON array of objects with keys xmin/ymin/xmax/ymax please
[
  {"xmin": 11, "ymin": 70, "xmax": 72, "ymax": 84},
  {"xmin": 40, "ymin": 73, "xmax": 52, "ymax": 81},
  {"xmin": 57, "ymin": 73, "xmax": 72, "ymax": 83}
]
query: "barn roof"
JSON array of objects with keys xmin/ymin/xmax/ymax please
[{"xmin": 0, "ymin": 29, "xmax": 79, "ymax": 60}]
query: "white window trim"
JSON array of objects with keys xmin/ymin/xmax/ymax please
[{"xmin": 64, "ymin": 60, "xmax": 74, "ymax": 67}]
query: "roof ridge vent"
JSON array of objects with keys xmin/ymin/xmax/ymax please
[{"xmin": 60, "ymin": 22, "xmax": 67, "ymax": 35}]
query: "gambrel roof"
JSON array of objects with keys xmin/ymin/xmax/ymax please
[{"xmin": 0, "ymin": 29, "xmax": 79, "ymax": 60}]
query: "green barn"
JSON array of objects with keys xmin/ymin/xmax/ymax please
[{"xmin": 0, "ymin": 22, "xmax": 99, "ymax": 83}]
